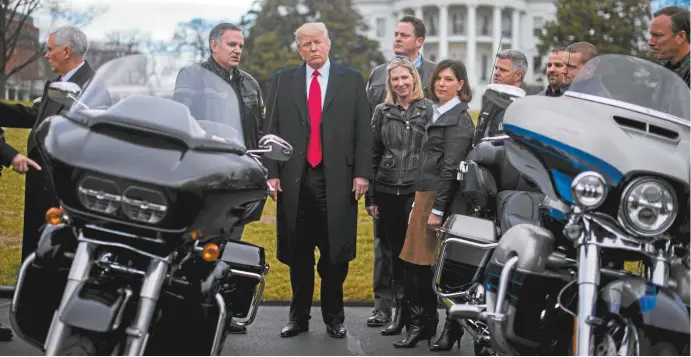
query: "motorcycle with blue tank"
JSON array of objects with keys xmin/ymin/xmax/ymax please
[
  {"xmin": 434, "ymin": 54, "xmax": 690, "ymax": 355},
  {"xmin": 9, "ymin": 54, "xmax": 293, "ymax": 355}
]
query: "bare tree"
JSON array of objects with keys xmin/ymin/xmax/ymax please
[
  {"xmin": 172, "ymin": 18, "xmax": 215, "ymax": 62},
  {"xmin": 0, "ymin": 0, "xmax": 106, "ymax": 99}
]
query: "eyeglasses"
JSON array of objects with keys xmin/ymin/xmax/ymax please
[{"xmin": 388, "ymin": 55, "xmax": 413, "ymax": 64}]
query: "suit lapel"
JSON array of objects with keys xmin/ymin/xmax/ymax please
[
  {"xmin": 291, "ymin": 65, "xmax": 308, "ymax": 124},
  {"xmin": 322, "ymin": 63, "xmax": 344, "ymax": 116}
]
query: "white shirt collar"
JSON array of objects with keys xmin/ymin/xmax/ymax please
[
  {"xmin": 61, "ymin": 61, "xmax": 85, "ymax": 82},
  {"xmin": 433, "ymin": 96, "xmax": 462, "ymax": 116},
  {"xmin": 306, "ymin": 58, "xmax": 330, "ymax": 78}
]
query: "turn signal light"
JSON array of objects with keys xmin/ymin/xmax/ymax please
[
  {"xmin": 202, "ymin": 243, "xmax": 220, "ymax": 262},
  {"xmin": 189, "ymin": 230, "xmax": 202, "ymax": 240},
  {"xmin": 45, "ymin": 207, "xmax": 64, "ymax": 225}
]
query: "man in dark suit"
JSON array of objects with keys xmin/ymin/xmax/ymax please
[
  {"xmin": 263, "ymin": 22, "xmax": 372, "ymax": 339},
  {"xmin": 364, "ymin": 15, "xmax": 435, "ymax": 327},
  {"xmin": 0, "ymin": 25, "xmax": 94, "ymax": 262}
]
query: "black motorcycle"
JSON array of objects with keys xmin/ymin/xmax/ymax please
[
  {"xmin": 435, "ymin": 55, "xmax": 690, "ymax": 355},
  {"xmin": 9, "ymin": 54, "xmax": 293, "ymax": 355}
]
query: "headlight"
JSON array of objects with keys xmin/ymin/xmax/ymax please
[
  {"xmin": 570, "ymin": 171, "xmax": 608, "ymax": 210},
  {"xmin": 122, "ymin": 186, "xmax": 168, "ymax": 224},
  {"xmin": 618, "ymin": 176, "xmax": 678, "ymax": 237},
  {"xmin": 77, "ymin": 176, "xmax": 121, "ymax": 214}
]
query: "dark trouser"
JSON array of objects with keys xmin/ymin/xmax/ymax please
[
  {"xmin": 375, "ymin": 191, "xmax": 414, "ymax": 308},
  {"xmin": 21, "ymin": 166, "xmax": 57, "ymax": 262},
  {"xmin": 289, "ymin": 164, "xmax": 349, "ymax": 325},
  {"xmin": 372, "ymin": 217, "xmax": 393, "ymax": 312}
]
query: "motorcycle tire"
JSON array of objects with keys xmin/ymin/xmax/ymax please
[{"xmin": 56, "ymin": 328, "xmax": 117, "ymax": 356}]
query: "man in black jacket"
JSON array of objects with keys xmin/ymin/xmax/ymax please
[
  {"xmin": 538, "ymin": 47, "xmax": 567, "ymax": 97},
  {"xmin": 649, "ymin": 6, "xmax": 690, "ymax": 87},
  {"xmin": 174, "ymin": 22, "xmax": 265, "ymax": 335},
  {"xmin": 0, "ymin": 25, "xmax": 94, "ymax": 264},
  {"xmin": 364, "ymin": 15, "xmax": 436, "ymax": 328}
]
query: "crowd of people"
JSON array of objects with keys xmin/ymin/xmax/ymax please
[{"xmin": 0, "ymin": 4, "xmax": 688, "ymax": 350}]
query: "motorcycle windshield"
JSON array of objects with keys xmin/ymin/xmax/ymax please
[
  {"xmin": 565, "ymin": 54, "xmax": 690, "ymax": 121},
  {"xmin": 67, "ymin": 54, "xmax": 245, "ymax": 152}
]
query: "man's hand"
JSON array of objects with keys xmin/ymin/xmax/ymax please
[
  {"xmin": 10, "ymin": 154, "xmax": 40, "ymax": 174},
  {"xmin": 267, "ymin": 178, "xmax": 281, "ymax": 201},
  {"xmin": 427, "ymin": 212, "xmax": 442, "ymax": 231},
  {"xmin": 366, "ymin": 205, "xmax": 379, "ymax": 219},
  {"xmin": 353, "ymin": 177, "xmax": 369, "ymax": 201}
]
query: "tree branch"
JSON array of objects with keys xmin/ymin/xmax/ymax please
[
  {"xmin": 4, "ymin": 0, "xmax": 41, "ymax": 65},
  {"xmin": 5, "ymin": 46, "xmax": 42, "ymax": 79}
]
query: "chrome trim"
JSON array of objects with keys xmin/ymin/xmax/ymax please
[
  {"xmin": 211, "ymin": 293, "xmax": 227, "ymax": 356},
  {"xmin": 576, "ymin": 223, "xmax": 601, "ymax": 356},
  {"xmin": 433, "ymin": 237, "xmax": 497, "ymax": 299},
  {"xmin": 616, "ymin": 176, "xmax": 678, "ymax": 238},
  {"xmin": 85, "ymin": 224, "xmax": 166, "ymax": 243},
  {"xmin": 9, "ymin": 253, "xmax": 42, "ymax": 349},
  {"xmin": 229, "ymin": 269, "xmax": 265, "ymax": 327},
  {"xmin": 79, "ymin": 236, "xmax": 172, "ymax": 262},
  {"xmin": 563, "ymin": 91, "xmax": 690, "ymax": 126},
  {"xmin": 62, "ymin": 203, "xmax": 187, "ymax": 234},
  {"xmin": 480, "ymin": 134, "xmax": 510, "ymax": 142},
  {"xmin": 112, "ymin": 288, "xmax": 133, "ymax": 330},
  {"xmin": 493, "ymin": 256, "xmax": 519, "ymax": 319}
]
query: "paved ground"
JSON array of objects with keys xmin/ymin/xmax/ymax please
[{"xmin": 0, "ymin": 301, "xmax": 474, "ymax": 355}]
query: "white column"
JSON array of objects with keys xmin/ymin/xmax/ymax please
[
  {"xmin": 439, "ymin": 5, "xmax": 449, "ymax": 59},
  {"xmin": 467, "ymin": 4, "xmax": 477, "ymax": 87},
  {"xmin": 492, "ymin": 5, "xmax": 502, "ymax": 54},
  {"xmin": 415, "ymin": 7, "xmax": 424, "ymax": 56},
  {"xmin": 512, "ymin": 8, "xmax": 520, "ymax": 49}
]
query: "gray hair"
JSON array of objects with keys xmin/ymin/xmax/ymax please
[
  {"xmin": 294, "ymin": 22, "xmax": 331, "ymax": 46},
  {"xmin": 497, "ymin": 49, "xmax": 528, "ymax": 74},
  {"xmin": 209, "ymin": 22, "xmax": 242, "ymax": 50},
  {"xmin": 51, "ymin": 26, "xmax": 88, "ymax": 57}
]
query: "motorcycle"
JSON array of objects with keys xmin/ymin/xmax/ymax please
[
  {"xmin": 9, "ymin": 54, "xmax": 293, "ymax": 355},
  {"xmin": 435, "ymin": 54, "xmax": 690, "ymax": 355}
]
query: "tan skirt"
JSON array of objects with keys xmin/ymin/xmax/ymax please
[{"xmin": 400, "ymin": 191, "xmax": 438, "ymax": 266}]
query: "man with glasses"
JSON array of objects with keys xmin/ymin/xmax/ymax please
[{"xmin": 364, "ymin": 15, "xmax": 435, "ymax": 328}]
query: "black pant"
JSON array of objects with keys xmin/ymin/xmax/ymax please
[
  {"xmin": 374, "ymin": 191, "xmax": 414, "ymax": 304},
  {"xmin": 289, "ymin": 164, "xmax": 349, "ymax": 325}
]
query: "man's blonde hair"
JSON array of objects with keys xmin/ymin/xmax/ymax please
[
  {"xmin": 384, "ymin": 57, "xmax": 425, "ymax": 105},
  {"xmin": 295, "ymin": 22, "xmax": 331, "ymax": 46}
]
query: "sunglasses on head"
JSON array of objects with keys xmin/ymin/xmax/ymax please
[{"xmin": 388, "ymin": 55, "xmax": 413, "ymax": 64}]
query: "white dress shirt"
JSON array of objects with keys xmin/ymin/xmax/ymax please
[
  {"xmin": 432, "ymin": 96, "xmax": 461, "ymax": 123},
  {"xmin": 60, "ymin": 61, "xmax": 86, "ymax": 82},
  {"xmin": 306, "ymin": 58, "xmax": 331, "ymax": 109}
]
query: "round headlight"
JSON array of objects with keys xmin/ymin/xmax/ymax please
[
  {"xmin": 618, "ymin": 177, "xmax": 678, "ymax": 237},
  {"xmin": 570, "ymin": 171, "xmax": 608, "ymax": 210}
]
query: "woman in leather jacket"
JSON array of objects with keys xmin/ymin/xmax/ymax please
[
  {"xmin": 396, "ymin": 59, "xmax": 475, "ymax": 349},
  {"xmin": 365, "ymin": 56, "xmax": 432, "ymax": 338}
]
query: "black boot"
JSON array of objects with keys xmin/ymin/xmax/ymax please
[
  {"xmin": 382, "ymin": 280, "xmax": 407, "ymax": 335},
  {"xmin": 393, "ymin": 304, "xmax": 434, "ymax": 348},
  {"xmin": 430, "ymin": 316, "xmax": 463, "ymax": 351}
]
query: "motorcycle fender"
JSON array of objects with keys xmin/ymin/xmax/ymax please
[
  {"xmin": 59, "ymin": 279, "xmax": 132, "ymax": 333},
  {"xmin": 599, "ymin": 277, "xmax": 690, "ymax": 335}
]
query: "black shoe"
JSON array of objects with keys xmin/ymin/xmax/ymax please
[
  {"xmin": 326, "ymin": 322, "xmax": 347, "ymax": 338},
  {"xmin": 430, "ymin": 317, "xmax": 463, "ymax": 351},
  {"xmin": 366, "ymin": 309, "xmax": 391, "ymax": 327},
  {"xmin": 227, "ymin": 319, "xmax": 247, "ymax": 334},
  {"xmin": 381, "ymin": 302, "xmax": 409, "ymax": 336},
  {"xmin": 0, "ymin": 324, "xmax": 12, "ymax": 342},
  {"xmin": 280, "ymin": 320, "xmax": 308, "ymax": 338}
]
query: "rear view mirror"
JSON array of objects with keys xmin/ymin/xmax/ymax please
[
  {"xmin": 47, "ymin": 82, "xmax": 82, "ymax": 107},
  {"xmin": 247, "ymin": 134, "xmax": 293, "ymax": 162}
]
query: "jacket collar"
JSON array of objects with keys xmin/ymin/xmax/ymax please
[
  {"xmin": 430, "ymin": 100, "xmax": 468, "ymax": 127},
  {"xmin": 205, "ymin": 56, "xmax": 240, "ymax": 80}
]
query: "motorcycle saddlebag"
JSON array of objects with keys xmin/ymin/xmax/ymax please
[
  {"xmin": 435, "ymin": 214, "xmax": 498, "ymax": 293},
  {"xmin": 219, "ymin": 240, "xmax": 266, "ymax": 318}
]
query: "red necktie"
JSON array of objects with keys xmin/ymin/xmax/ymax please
[{"xmin": 307, "ymin": 70, "xmax": 322, "ymax": 167}]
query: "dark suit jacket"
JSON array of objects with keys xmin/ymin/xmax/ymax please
[
  {"xmin": 263, "ymin": 61, "xmax": 372, "ymax": 265},
  {"xmin": 0, "ymin": 61, "xmax": 94, "ymax": 261}
]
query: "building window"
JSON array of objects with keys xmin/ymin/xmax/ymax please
[
  {"xmin": 426, "ymin": 14, "xmax": 437, "ymax": 36},
  {"xmin": 481, "ymin": 54, "xmax": 488, "ymax": 81},
  {"xmin": 480, "ymin": 14, "xmax": 490, "ymax": 36},
  {"xmin": 533, "ymin": 16, "xmax": 544, "ymax": 37},
  {"xmin": 502, "ymin": 13, "xmax": 512, "ymax": 37},
  {"xmin": 376, "ymin": 17, "xmax": 386, "ymax": 38},
  {"xmin": 429, "ymin": 53, "xmax": 437, "ymax": 62},
  {"xmin": 533, "ymin": 55, "xmax": 543, "ymax": 74},
  {"xmin": 451, "ymin": 12, "xmax": 465, "ymax": 35}
]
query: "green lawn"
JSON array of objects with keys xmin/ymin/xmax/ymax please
[{"xmin": 0, "ymin": 108, "xmax": 479, "ymax": 301}]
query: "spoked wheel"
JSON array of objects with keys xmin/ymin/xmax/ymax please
[{"xmin": 592, "ymin": 314, "xmax": 686, "ymax": 356}]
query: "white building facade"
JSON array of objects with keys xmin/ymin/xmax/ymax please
[{"xmin": 354, "ymin": 0, "xmax": 557, "ymax": 109}]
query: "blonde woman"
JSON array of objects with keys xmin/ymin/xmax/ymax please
[{"xmin": 366, "ymin": 56, "xmax": 432, "ymax": 337}]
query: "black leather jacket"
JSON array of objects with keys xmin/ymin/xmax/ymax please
[
  {"xmin": 201, "ymin": 58, "xmax": 265, "ymax": 149},
  {"xmin": 417, "ymin": 101, "xmax": 475, "ymax": 213},
  {"xmin": 366, "ymin": 98, "xmax": 432, "ymax": 206}
]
